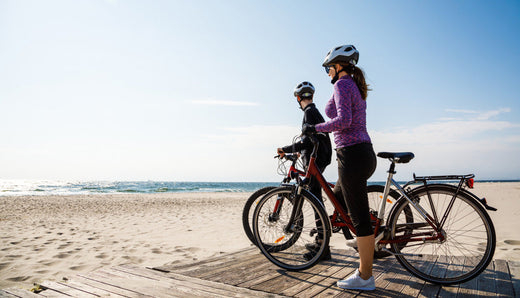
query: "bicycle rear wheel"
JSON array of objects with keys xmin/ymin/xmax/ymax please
[
  {"xmin": 388, "ymin": 184, "xmax": 496, "ymax": 285},
  {"xmin": 242, "ymin": 186, "xmax": 276, "ymax": 246},
  {"xmin": 253, "ymin": 186, "xmax": 331, "ymax": 271}
]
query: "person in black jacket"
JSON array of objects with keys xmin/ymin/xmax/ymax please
[{"xmin": 277, "ymin": 81, "xmax": 333, "ymax": 261}]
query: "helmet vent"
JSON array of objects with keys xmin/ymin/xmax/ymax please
[{"xmin": 345, "ymin": 47, "xmax": 352, "ymax": 52}]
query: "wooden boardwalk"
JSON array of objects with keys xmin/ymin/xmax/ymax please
[{"xmin": 1, "ymin": 248, "xmax": 519, "ymax": 297}]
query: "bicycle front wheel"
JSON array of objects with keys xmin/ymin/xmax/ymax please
[
  {"xmin": 388, "ymin": 184, "xmax": 496, "ymax": 285},
  {"xmin": 253, "ymin": 186, "xmax": 331, "ymax": 271},
  {"xmin": 242, "ymin": 186, "xmax": 276, "ymax": 246}
]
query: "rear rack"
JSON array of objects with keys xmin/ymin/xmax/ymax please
[
  {"xmin": 413, "ymin": 174, "xmax": 475, "ymax": 182},
  {"xmin": 413, "ymin": 173, "xmax": 475, "ymax": 190},
  {"xmin": 411, "ymin": 173, "xmax": 496, "ymax": 211}
]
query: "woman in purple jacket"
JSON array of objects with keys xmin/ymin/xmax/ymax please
[{"xmin": 303, "ymin": 45, "xmax": 377, "ymax": 291}]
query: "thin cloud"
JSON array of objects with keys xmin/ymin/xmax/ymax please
[
  {"xmin": 370, "ymin": 107, "xmax": 520, "ymax": 179},
  {"xmin": 190, "ymin": 99, "xmax": 259, "ymax": 106},
  {"xmin": 445, "ymin": 108, "xmax": 511, "ymax": 120}
]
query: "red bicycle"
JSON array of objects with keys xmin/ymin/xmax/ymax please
[
  {"xmin": 252, "ymin": 134, "xmax": 496, "ymax": 285},
  {"xmin": 242, "ymin": 137, "xmax": 401, "ymax": 259}
]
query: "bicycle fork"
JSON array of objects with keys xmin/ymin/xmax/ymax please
[{"xmin": 283, "ymin": 185, "xmax": 304, "ymax": 234}]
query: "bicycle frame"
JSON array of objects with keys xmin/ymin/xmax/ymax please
[{"xmin": 282, "ymin": 135, "xmax": 470, "ymax": 247}]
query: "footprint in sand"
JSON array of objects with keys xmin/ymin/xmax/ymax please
[
  {"xmin": 504, "ymin": 240, "xmax": 520, "ymax": 245},
  {"xmin": 69, "ymin": 265, "xmax": 87, "ymax": 271},
  {"xmin": 54, "ymin": 252, "xmax": 71, "ymax": 259},
  {"xmin": 58, "ymin": 242, "xmax": 72, "ymax": 249},
  {"xmin": 96, "ymin": 253, "xmax": 108, "ymax": 259},
  {"xmin": 6, "ymin": 276, "xmax": 31, "ymax": 282},
  {"xmin": 35, "ymin": 269, "xmax": 49, "ymax": 274},
  {"xmin": 5, "ymin": 255, "xmax": 22, "ymax": 259},
  {"xmin": 0, "ymin": 262, "xmax": 10, "ymax": 270}
]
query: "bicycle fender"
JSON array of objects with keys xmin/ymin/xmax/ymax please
[{"xmin": 406, "ymin": 183, "xmax": 498, "ymax": 212}]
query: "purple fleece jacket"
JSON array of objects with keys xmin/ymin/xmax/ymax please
[{"xmin": 315, "ymin": 75, "xmax": 371, "ymax": 148}]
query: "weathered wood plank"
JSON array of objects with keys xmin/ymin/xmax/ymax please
[
  {"xmin": 75, "ymin": 274, "xmax": 154, "ymax": 297},
  {"xmin": 234, "ymin": 266, "xmax": 281, "ymax": 289},
  {"xmin": 476, "ymin": 260, "xmax": 495, "ymax": 297},
  {"xmin": 39, "ymin": 280, "xmax": 99, "ymax": 297},
  {"xmin": 185, "ymin": 251, "xmax": 265, "ymax": 280},
  {"xmin": 416, "ymin": 255, "xmax": 445, "ymax": 297},
  {"xmin": 436, "ymin": 255, "xmax": 464, "ymax": 297},
  {"xmin": 209, "ymin": 257, "xmax": 275, "ymax": 285},
  {"xmin": 251, "ymin": 260, "xmax": 336, "ymax": 295},
  {"xmin": 397, "ymin": 254, "xmax": 436, "ymax": 297},
  {"xmin": 155, "ymin": 247, "xmax": 259, "ymax": 273},
  {"xmin": 279, "ymin": 250, "xmax": 360, "ymax": 297},
  {"xmin": 292, "ymin": 251, "xmax": 364, "ymax": 298},
  {"xmin": 57, "ymin": 279, "xmax": 127, "ymax": 297},
  {"xmin": 494, "ymin": 259, "xmax": 515, "ymax": 297},
  {"xmin": 117, "ymin": 264, "xmax": 286, "ymax": 297},
  {"xmin": 0, "ymin": 290, "xmax": 18, "ymax": 298},
  {"xmin": 86, "ymin": 267, "xmax": 229, "ymax": 298},
  {"xmin": 285, "ymin": 249, "xmax": 358, "ymax": 297},
  {"xmin": 0, "ymin": 288, "xmax": 43, "ymax": 298},
  {"xmin": 342, "ymin": 256, "xmax": 402, "ymax": 298},
  {"xmin": 456, "ymin": 256, "xmax": 479, "ymax": 297},
  {"xmin": 367, "ymin": 261, "xmax": 413, "ymax": 297},
  {"xmin": 300, "ymin": 266, "xmax": 356, "ymax": 297},
  {"xmin": 509, "ymin": 260, "xmax": 520, "ymax": 298},
  {"xmin": 285, "ymin": 262, "xmax": 344, "ymax": 297}
]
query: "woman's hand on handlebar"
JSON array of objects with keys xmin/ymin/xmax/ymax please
[{"xmin": 276, "ymin": 148, "xmax": 285, "ymax": 158}]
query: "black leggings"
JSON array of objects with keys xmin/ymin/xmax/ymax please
[{"xmin": 334, "ymin": 143, "xmax": 377, "ymax": 237}]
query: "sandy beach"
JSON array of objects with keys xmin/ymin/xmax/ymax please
[{"xmin": 1, "ymin": 182, "xmax": 519, "ymax": 290}]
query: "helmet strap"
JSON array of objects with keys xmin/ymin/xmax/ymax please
[
  {"xmin": 331, "ymin": 65, "xmax": 343, "ymax": 84},
  {"xmin": 330, "ymin": 65, "xmax": 351, "ymax": 84}
]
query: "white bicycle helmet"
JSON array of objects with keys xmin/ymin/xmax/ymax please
[
  {"xmin": 322, "ymin": 45, "xmax": 359, "ymax": 67},
  {"xmin": 293, "ymin": 81, "xmax": 315, "ymax": 98}
]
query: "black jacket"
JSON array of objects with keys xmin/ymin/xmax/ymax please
[{"xmin": 282, "ymin": 103, "xmax": 332, "ymax": 170}]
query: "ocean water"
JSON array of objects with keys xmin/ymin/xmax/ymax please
[
  {"xmin": 0, "ymin": 179, "xmax": 517, "ymax": 196},
  {"xmin": 0, "ymin": 180, "xmax": 279, "ymax": 196}
]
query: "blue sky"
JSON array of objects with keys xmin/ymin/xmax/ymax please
[{"xmin": 1, "ymin": 0, "xmax": 519, "ymax": 182}]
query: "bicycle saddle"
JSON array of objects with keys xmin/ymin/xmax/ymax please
[{"xmin": 377, "ymin": 152, "xmax": 415, "ymax": 163}]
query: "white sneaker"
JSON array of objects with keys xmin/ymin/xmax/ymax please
[
  {"xmin": 337, "ymin": 269, "xmax": 375, "ymax": 290},
  {"xmin": 346, "ymin": 238, "xmax": 358, "ymax": 249}
]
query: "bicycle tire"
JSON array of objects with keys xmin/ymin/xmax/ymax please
[
  {"xmin": 253, "ymin": 188, "xmax": 304, "ymax": 253},
  {"xmin": 242, "ymin": 186, "xmax": 276, "ymax": 246},
  {"xmin": 253, "ymin": 186, "xmax": 331, "ymax": 271},
  {"xmin": 388, "ymin": 184, "xmax": 496, "ymax": 285}
]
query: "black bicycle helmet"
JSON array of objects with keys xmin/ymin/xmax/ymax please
[
  {"xmin": 322, "ymin": 45, "xmax": 359, "ymax": 67},
  {"xmin": 293, "ymin": 81, "xmax": 315, "ymax": 99}
]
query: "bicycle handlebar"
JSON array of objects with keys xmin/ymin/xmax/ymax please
[{"xmin": 274, "ymin": 153, "xmax": 298, "ymax": 162}]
